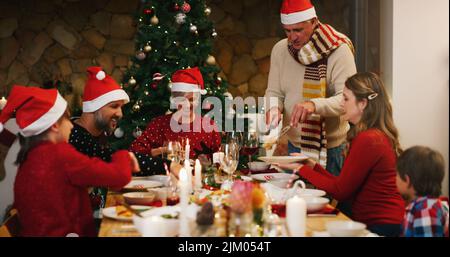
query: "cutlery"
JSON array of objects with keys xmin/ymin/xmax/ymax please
[{"xmin": 122, "ymin": 202, "xmax": 144, "ymax": 218}]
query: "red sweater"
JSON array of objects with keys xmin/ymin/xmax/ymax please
[
  {"xmin": 14, "ymin": 142, "xmax": 132, "ymax": 237},
  {"xmin": 299, "ymin": 129, "xmax": 405, "ymax": 226},
  {"xmin": 130, "ymin": 114, "xmax": 221, "ymax": 159}
]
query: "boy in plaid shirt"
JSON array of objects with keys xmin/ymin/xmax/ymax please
[{"xmin": 396, "ymin": 146, "xmax": 449, "ymax": 237}]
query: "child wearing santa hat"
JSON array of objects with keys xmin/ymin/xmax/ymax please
[
  {"xmin": 129, "ymin": 67, "xmax": 221, "ymax": 176},
  {"xmin": 0, "ymin": 85, "xmax": 140, "ymax": 236}
]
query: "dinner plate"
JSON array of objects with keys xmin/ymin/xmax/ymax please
[
  {"xmin": 102, "ymin": 205, "xmax": 152, "ymax": 221},
  {"xmin": 123, "ymin": 180, "xmax": 163, "ymax": 190},
  {"xmin": 132, "ymin": 175, "xmax": 171, "ymax": 187},
  {"xmin": 258, "ymin": 155, "xmax": 309, "ymax": 164},
  {"xmin": 251, "ymin": 173, "xmax": 299, "ymax": 182}
]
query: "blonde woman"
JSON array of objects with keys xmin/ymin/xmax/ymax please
[{"xmin": 276, "ymin": 72, "xmax": 405, "ymax": 236}]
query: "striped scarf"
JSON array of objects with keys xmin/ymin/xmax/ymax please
[{"xmin": 288, "ymin": 23, "xmax": 354, "ymax": 167}]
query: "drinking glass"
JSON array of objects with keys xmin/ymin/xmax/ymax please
[
  {"xmin": 163, "ymin": 141, "xmax": 181, "ymax": 164},
  {"xmin": 218, "ymin": 142, "xmax": 239, "ymax": 182},
  {"xmin": 241, "ymin": 131, "xmax": 259, "ymax": 169}
]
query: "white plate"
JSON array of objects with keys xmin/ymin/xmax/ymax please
[
  {"xmin": 258, "ymin": 155, "xmax": 309, "ymax": 164},
  {"xmin": 251, "ymin": 173, "xmax": 299, "ymax": 182},
  {"xmin": 298, "ymin": 188, "xmax": 327, "ymax": 197},
  {"xmin": 132, "ymin": 175, "xmax": 171, "ymax": 187},
  {"xmin": 124, "ymin": 180, "xmax": 163, "ymax": 190},
  {"xmin": 102, "ymin": 205, "xmax": 152, "ymax": 221}
]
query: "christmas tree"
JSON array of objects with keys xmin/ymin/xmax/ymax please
[{"xmin": 111, "ymin": 0, "xmax": 229, "ymax": 150}]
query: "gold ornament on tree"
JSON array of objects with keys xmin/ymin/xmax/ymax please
[
  {"xmin": 204, "ymin": 7, "xmax": 211, "ymax": 16},
  {"xmin": 151, "ymin": 15, "xmax": 159, "ymax": 25},
  {"xmin": 144, "ymin": 43, "xmax": 152, "ymax": 52},
  {"xmin": 206, "ymin": 55, "xmax": 216, "ymax": 65},
  {"xmin": 128, "ymin": 76, "xmax": 137, "ymax": 85},
  {"xmin": 132, "ymin": 103, "xmax": 141, "ymax": 112}
]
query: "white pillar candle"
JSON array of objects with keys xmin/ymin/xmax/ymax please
[
  {"xmin": 178, "ymin": 168, "xmax": 190, "ymax": 237},
  {"xmin": 184, "ymin": 138, "xmax": 190, "ymax": 161},
  {"xmin": 194, "ymin": 159, "xmax": 202, "ymax": 191},
  {"xmin": 286, "ymin": 195, "xmax": 306, "ymax": 237}
]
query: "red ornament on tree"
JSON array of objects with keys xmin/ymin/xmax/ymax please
[
  {"xmin": 151, "ymin": 82, "xmax": 158, "ymax": 89},
  {"xmin": 173, "ymin": 3, "xmax": 180, "ymax": 11},
  {"xmin": 144, "ymin": 8, "xmax": 153, "ymax": 15},
  {"xmin": 181, "ymin": 2, "xmax": 191, "ymax": 13}
]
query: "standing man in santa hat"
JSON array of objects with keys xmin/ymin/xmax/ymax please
[
  {"xmin": 265, "ymin": 0, "xmax": 357, "ymax": 177},
  {"xmin": 70, "ymin": 67, "xmax": 164, "ymax": 229}
]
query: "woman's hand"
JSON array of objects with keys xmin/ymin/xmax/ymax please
[
  {"xmin": 128, "ymin": 152, "xmax": 141, "ymax": 173},
  {"xmin": 289, "ymin": 152, "xmax": 316, "ymax": 168}
]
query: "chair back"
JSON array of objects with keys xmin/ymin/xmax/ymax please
[{"xmin": 0, "ymin": 209, "xmax": 20, "ymax": 237}]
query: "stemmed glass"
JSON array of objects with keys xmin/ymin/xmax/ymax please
[
  {"xmin": 224, "ymin": 131, "xmax": 243, "ymax": 150},
  {"xmin": 219, "ymin": 142, "xmax": 239, "ymax": 184},
  {"xmin": 162, "ymin": 140, "xmax": 181, "ymax": 164},
  {"xmin": 241, "ymin": 131, "xmax": 259, "ymax": 168}
]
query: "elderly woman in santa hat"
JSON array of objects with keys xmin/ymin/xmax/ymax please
[
  {"xmin": 130, "ymin": 67, "xmax": 221, "ymax": 177},
  {"xmin": 0, "ymin": 85, "xmax": 140, "ymax": 236}
]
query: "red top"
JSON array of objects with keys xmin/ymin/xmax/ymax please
[
  {"xmin": 130, "ymin": 114, "xmax": 221, "ymax": 159},
  {"xmin": 14, "ymin": 142, "xmax": 132, "ymax": 236},
  {"xmin": 299, "ymin": 129, "xmax": 405, "ymax": 226}
]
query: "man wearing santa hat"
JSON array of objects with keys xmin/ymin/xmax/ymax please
[
  {"xmin": 130, "ymin": 67, "xmax": 221, "ymax": 177},
  {"xmin": 69, "ymin": 67, "xmax": 163, "ymax": 228},
  {"xmin": 0, "ymin": 85, "xmax": 139, "ymax": 236},
  {"xmin": 265, "ymin": 0, "xmax": 357, "ymax": 177}
]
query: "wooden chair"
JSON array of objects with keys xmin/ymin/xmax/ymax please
[{"xmin": 0, "ymin": 209, "xmax": 20, "ymax": 237}]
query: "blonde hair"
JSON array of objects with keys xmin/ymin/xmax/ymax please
[{"xmin": 345, "ymin": 72, "xmax": 402, "ymax": 156}]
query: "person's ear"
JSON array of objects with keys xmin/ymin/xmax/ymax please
[
  {"xmin": 358, "ymin": 99, "xmax": 368, "ymax": 112},
  {"xmin": 404, "ymin": 174, "xmax": 412, "ymax": 188},
  {"xmin": 49, "ymin": 122, "xmax": 60, "ymax": 133}
]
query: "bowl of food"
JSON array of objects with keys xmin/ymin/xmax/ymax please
[
  {"xmin": 326, "ymin": 221, "xmax": 367, "ymax": 237},
  {"xmin": 303, "ymin": 197, "xmax": 329, "ymax": 212},
  {"xmin": 248, "ymin": 161, "xmax": 270, "ymax": 172},
  {"xmin": 123, "ymin": 192, "xmax": 156, "ymax": 206}
]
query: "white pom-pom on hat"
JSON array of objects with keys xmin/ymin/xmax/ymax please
[{"xmin": 96, "ymin": 71, "xmax": 106, "ymax": 80}]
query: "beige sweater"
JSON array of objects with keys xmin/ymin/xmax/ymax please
[{"xmin": 265, "ymin": 38, "xmax": 356, "ymax": 149}]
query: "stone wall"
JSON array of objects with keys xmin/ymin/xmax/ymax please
[
  {"xmin": 208, "ymin": 0, "xmax": 352, "ymax": 98},
  {"xmin": 0, "ymin": 0, "xmax": 354, "ymax": 105},
  {"xmin": 0, "ymin": 0, "xmax": 139, "ymax": 108}
]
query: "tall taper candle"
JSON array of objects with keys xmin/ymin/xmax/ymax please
[{"xmin": 194, "ymin": 159, "xmax": 202, "ymax": 191}]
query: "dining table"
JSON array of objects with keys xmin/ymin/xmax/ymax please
[{"xmin": 98, "ymin": 189, "xmax": 353, "ymax": 237}]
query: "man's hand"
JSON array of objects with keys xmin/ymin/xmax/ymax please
[
  {"xmin": 266, "ymin": 107, "xmax": 282, "ymax": 128},
  {"xmin": 290, "ymin": 101, "xmax": 316, "ymax": 127},
  {"xmin": 128, "ymin": 152, "xmax": 141, "ymax": 173}
]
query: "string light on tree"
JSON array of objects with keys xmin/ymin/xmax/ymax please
[
  {"xmin": 212, "ymin": 29, "xmax": 218, "ymax": 38},
  {"xmin": 189, "ymin": 23, "xmax": 198, "ymax": 34}
]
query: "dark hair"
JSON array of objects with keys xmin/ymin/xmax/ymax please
[
  {"xmin": 397, "ymin": 146, "xmax": 445, "ymax": 197},
  {"xmin": 345, "ymin": 72, "xmax": 403, "ymax": 156},
  {"xmin": 15, "ymin": 109, "xmax": 70, "ymax": 165}
]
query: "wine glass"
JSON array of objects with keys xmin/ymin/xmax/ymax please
[
  {"xmin": 163, "ymin": 140, "xmax": 181, "ymax": 164},
  {"xmin": 224, "ymin": 131, "xmax": 243, "ymax": 150},
  {"xmin": 241, "ymin": 131, "xmax": 259, "ymax": 170},
  {"xmin": 219, "ymin": 142, "xmax": 239, "ymax": 184}
]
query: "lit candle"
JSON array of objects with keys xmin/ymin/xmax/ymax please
[
  {"xmin": 178, "ymin": 168, "xmax": 190, "ymax": 237},
  {"xmin": 194, "ymin": 159, "xmax": 202, "ymax": 191},
  {"xmin": 286, "ymin": 195, "xmax": 306, "ymax": 237},
  {"xmin": 185, "ymin": 138, "xmax": 190, "ymax": 160},
  {"xmin": 0, "ymin": 96, "xmax": 7, "ymax": 110}
]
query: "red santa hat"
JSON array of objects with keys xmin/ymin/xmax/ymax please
[
  {"xmin": 280, "ymin": 0, "xmax": 317, "ymax": 25},
  {"xmin": 170, "ymin": 67, "xmax": 207, "ymax": 95},
  {"xmin": 82, "ymin": 66, "xmax": 130, "ymax": 112},
  {"xmin": 0, "ymin": 85, "xmax": 67, "ymax": 137}
]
